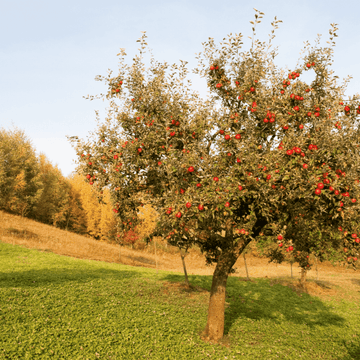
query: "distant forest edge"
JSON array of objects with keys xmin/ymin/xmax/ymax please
[{"xmin": 0, "ymin": 127, "xmax": 158, "ymax": 245}]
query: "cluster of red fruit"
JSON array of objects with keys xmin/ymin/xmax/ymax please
[
  {"xmin": 210, "ymin": 65, "xmax": 219, "ymax": 70},
  {"xmin": 263, "ymin": 110, "xmax": 276, "ymax": 123},
  {"xmin": 286, "ymin": 146, "xmax": 304, "ymax": 156},
  {"xmin": 288, "ymin": 71, "xmax": 300, "ymax": 80},
  {"xmin": 111, "ymin": 80, "xmax": 123, "ymax": 93},
  {"xmin": 277, "ymin": 235, "xmax": 294, "ymax": 252}
]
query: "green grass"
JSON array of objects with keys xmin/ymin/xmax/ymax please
[{"xmin": 0, "ymin": 242, "xmax": 360, "ymax": 359}]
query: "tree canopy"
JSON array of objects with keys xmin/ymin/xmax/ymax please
[{"xmin": 70, "ymin": 10, "xmax": 360, "ymax": 341}]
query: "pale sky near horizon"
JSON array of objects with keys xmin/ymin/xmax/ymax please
[{"xmin": 1, "ymin": 0, "xmax": 359, "ymax": 177}]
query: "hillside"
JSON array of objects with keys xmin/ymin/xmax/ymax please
[{"xmin": 1, "ymin": 209, "xmax": 359, "ymax": 298}]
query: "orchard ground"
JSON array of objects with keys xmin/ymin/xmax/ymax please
[{"xmin": 1, "ymin": 210, "xmax": 360, "ymax": 358}]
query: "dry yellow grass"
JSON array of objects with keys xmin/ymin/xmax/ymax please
[{"xmin": 1, "ymin": 210, "xmax": 360, "ymax": 300}]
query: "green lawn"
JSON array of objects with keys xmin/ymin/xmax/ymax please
[{"xmin": 0, "ymin": 241, "xmax": 359, "ymax": 359}]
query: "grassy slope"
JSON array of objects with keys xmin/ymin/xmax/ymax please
[{"xmin": 0, "ymin": 211, "xmax": 360, "ymax": 359}]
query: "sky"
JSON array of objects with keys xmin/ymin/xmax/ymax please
[{"xmin": 1, "ymin": 0, "xmax": 359, "ymax": 177}]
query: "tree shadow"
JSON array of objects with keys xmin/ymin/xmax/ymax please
[
  {"xmin": 350, "ymin": 278, "xmax": 360, "ymax": 287},
  {"xmin": 0, "ymin": 265, "xmax": 139, "ymax": 289},
  {"xmin": 222, "ymin": 277, "xmax": 345, "ymax": 335}
]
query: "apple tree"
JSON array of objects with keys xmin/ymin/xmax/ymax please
[{"xmin": 70, "ymin": 11, "xmax": 360, "ymax": 342}]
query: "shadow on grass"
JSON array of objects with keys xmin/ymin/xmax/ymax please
[
  {"xmin": 0, "ymin": 266, "xmax": 140, "ymax": 289},
  {"xmin": 161, "ymin": 273, "xmax": 346, "ymax": 337},
  {"xmin": 351, "ymin": 278, "xmax": 360, "ymax": 287}
]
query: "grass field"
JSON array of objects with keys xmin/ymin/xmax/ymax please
[{"xmin": 1, "ymin": 211, "xmax": 360, "ymax": 359}]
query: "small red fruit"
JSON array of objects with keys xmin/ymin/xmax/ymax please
[
  {"xmin": 299, "ymin": 124, "xmax": 304, "ymax": 129},
  {"xmin": 315, "ymin": 189, "xmax": 321, "ymax": 195},
  {"xmin": 219, "ymin": 130, "xmax": 224, "ymax": 135},
  {"xmin": 198, "ymin": 204, "xmax": 204, "ymax": 211},
  {"xmin": 317, "ymin": 183, "xmax": 324, "ymax": 189},
  {"xmin": 351, "ymin": 198, "xmax": 357, "ymax": 203},
  {"xmin": 186, "ymin": 202, "xmax": 192, "ymax": 208},
  {"xmin": 238, "ymin": 185, "xmax": 243, "ymax": 191},
  {"xmin": 188, "ymin": 166, "xmax": 195, "ymax": 172},
  {"xmin": 196, "ymin": 183, "xmax": 201, "ymax": 188},
  {"xmin": 225, "ymin": 202, "xmax": 230, "ymax": 207},
  {"xmin": 277, "ymin": 235, "xmax": 283, "ymax": 240},
  {"xmin": 225, "ymin": 135, "xmax": 231, "ymax": 141},
  {"xmin": 286, "ymin": 149, "xmax": 293, "ymax": 155},
  {"xmin": 213, "ymin": 177, "xmax": 219, "ymax": 182},
  {"xmin": 175, "ymin": 212, "xmax": 182, "ymax": 218},
  {"xmin": 279, "ymin": 243, "xmax": 283, "ymax": 247},
  {"xmin": 235, "ymin": 134, "xmax": 241, "ymax": 140}
]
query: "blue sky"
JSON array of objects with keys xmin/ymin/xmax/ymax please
[{"xmin": 1, "ymin": 0, "xmax": 359, "ymax": 177}]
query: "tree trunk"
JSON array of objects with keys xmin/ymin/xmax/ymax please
[
  {"xmin": 154, "ymin": 237, "xmax": 158, "ymax": 274},
  {"xmin": 180, "ymin": 249, "xmax": 190, "ymax": 287},
  {"xmin": 202, "ymin": 249, "xmax": 237, "ymax": 342},
  {"xmin": 290, "ymin": 262, "xmax": 293, "ymax": 278},
  {"xmin": 243, "ymin": 252, "xmax": 250, "ymax": 280},
  {"xmin": 300, "ymin": 267, "xmax": 307, "ymax": 287},
  {"xmin": 315, "ymin": 256, "xmax": 319, "ymax": 280},
  {"xmin": 202, "ymin": 265, "xmax": 229, "ymax": 342}
]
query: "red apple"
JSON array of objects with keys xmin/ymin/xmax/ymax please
[
  {"xmin": 266, "ymin": 174, "xmax": 271, "ymax": 180},
  {"xmin": 186, "ymin": 202, "xmax": 192, "ymax": 208},
  {"xmin": 175, "ymin": 212, "xmax": 182, "ymax": 218},
  {"xmin": 188, "ymin": 166, "xmax": 194, "ymax": 172},
  {"xmin": 355, "ymin": 238, "xmax": 360, "ymax": 243},
  {"xmin": 294, "ymin": 106, "xmax": 300, "ymax": 111},
  {"xmin": 238, "ymin": 185, "xmax": 243, "ymax": 191},
  {"xmin": 196, "ymin": 183, "xmax": 201, "ymax": 188},
  {"xmin": 277, "ymin": 235, "xmax": 283, "ymax": 240},
  {"xmin": 237, "ymin": 158, "xmax": 241, "ymax": 163},
  {"xmin": 279, "ymin": 243, "xmax": 283, "ymax": 247},
  {"xmin": 303, "ymin": 164, "xmax": 308, "ymax": 169},
  {"xmin": 213, "ymin": 177, "xmax": 219, "ymax": 182},
  {"xmin": 352, "ymin": 233, "xmax": 357, "ymax": 238},
  {"xmin": 219, "ymin": 130, "xmax": 224, "ymax": 135},
  {"xmin": 86, "ymin": 174, "xmax": 91, "ymax": 179},
  {"xmin": 351, "ymin": 198, "xmax": 357, "ymax": 203},
  {"xmin": 198, "ymin": 204, "xmax": 204, "ymax": 211},
  {"xmin": 335, "ymin": 190, "xmax": 340, "ymax": 195},
  {"xmin": 158, "ymin": 161, "xmax": 162, "ymax": 165},
  {"xmin": 317, "ymin": 183, "xmax": 324, "ymax": 189},
  {"xmin": 354, "ymin": 257, "xmax": 358, "ymax": 261},
  {"xmin": 225, "ymin": 202, "xmax": 230, "ymax": 207},
  {"xmin": 289, "ymin": 246, "xmax": 293, "ymax": 251},
  {"xmin": 299, "ymin": 124, "xmax": 304, "ymax": 129},
  {"xmin": 315, "ymin": 189, "xmax": 321, "ymax": 195},
  {"xmin": 286, "ymin": 149, "xmax": 293, "ymax": 155},
  {"xmin": 306, "ymin": 63, "xmax": 311, "ymax": 68},
  {"xmin": 166, "ymin": 208, "xmax": 172, "ymax": 215},
  {"xmin": 235, "ymin": 134, "xmax": 241, "ymax": 140},
  {"xmin": 225, "ymin": 135, "xmax": 231, "ymax": 141}
]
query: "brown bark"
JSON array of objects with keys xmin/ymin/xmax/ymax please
[
  {"xmin": 180, "ymin": 249, "xmax": 189, "ymax": 287},
  {"xmin": 243, "ymin": 252, "xmax": 250, "ymax": 280},
  {"xmin": 202, "ymin": 247, "xmax": 238, "ymax": 342},
  {"xmin": 300, "ymin": 267, "xmax": 307, "ymax": 287}
]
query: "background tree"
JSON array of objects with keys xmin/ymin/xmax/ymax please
[
  {"xmin": 70, "ymin": 11, "xmax": 360, "ymax": 342},
  {"xmin": 0, "ymin": 127, "xmax": 43, "ymax": 217}
]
